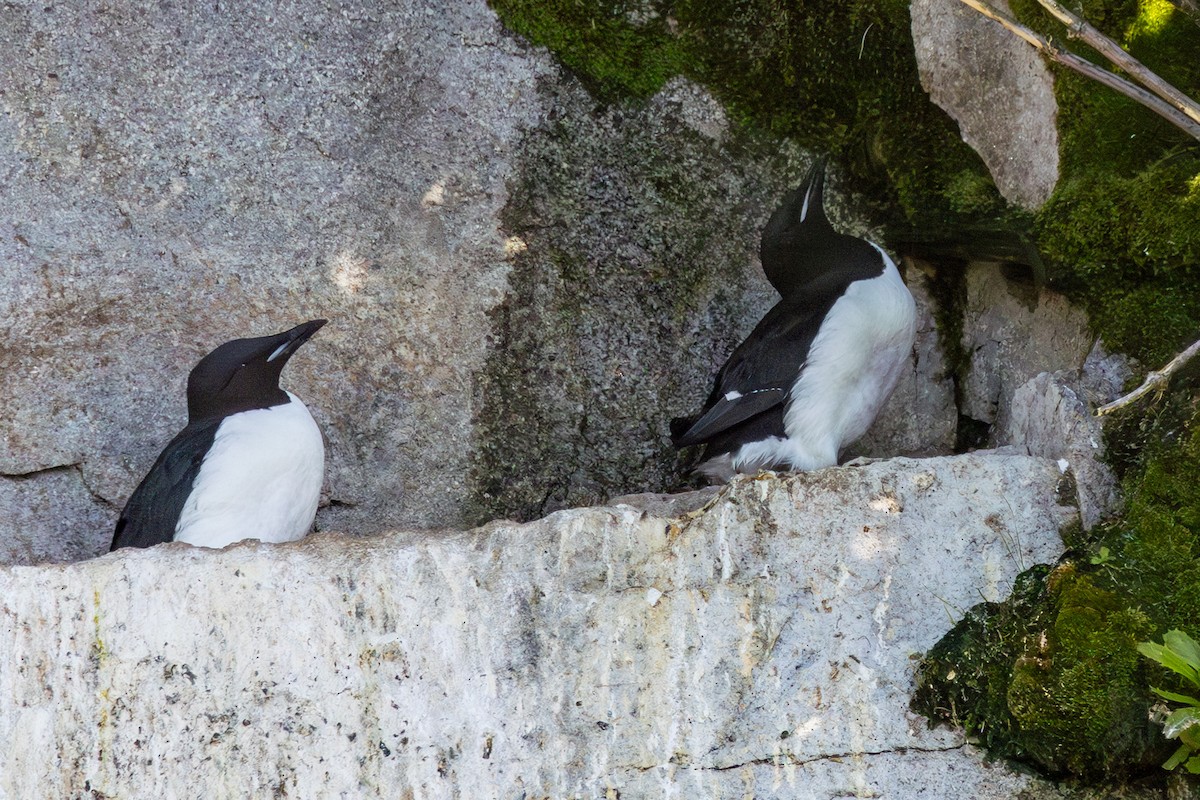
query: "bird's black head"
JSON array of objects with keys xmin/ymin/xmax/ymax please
[
  {"xmin": 759, "ymin": 157, "xmax": 883, "ymax": 296},
  {"xmin": 185, "ymin": 319, "xmax": 327, "ymax": 423}
]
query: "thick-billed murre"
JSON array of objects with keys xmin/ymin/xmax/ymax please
[
  {"xmin": 671, "ymin": 158, "xmax": 916, "ymax": 482},
  {"xmin": 111, "ymin": 320, "xmax": 327, "ymax": 550}
]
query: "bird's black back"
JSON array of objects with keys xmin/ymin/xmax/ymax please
[
  {"xmin": 110, "ymin": 418, "xmax": 221, "ymax": 550},
  {"xmin": 672, "ymin": 263, "xmax": 881, "ymax": 453}
]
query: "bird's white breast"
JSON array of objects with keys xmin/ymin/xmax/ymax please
[
  {"xmin": 778, "ymin": 248, "xmax": 916, "ymax": 468},
  {"xmin": 175, "ymin": 392, "xmax": 324, "ymax": 548},
  {"xmin": 720, "ymin": 247, "xmax": 915, "ymax": 479}
]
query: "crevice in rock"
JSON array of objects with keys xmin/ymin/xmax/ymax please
[
  {"xmin": 2, "ymin": 462, "xmax": 120, "ymax": 514},
  {"xmin": 0, "ymin": 462, "xmax": 83, "ymax": 481},
  {"xmin": 633, "ymin": 743, "xmax": 968, "ymax": 773}
]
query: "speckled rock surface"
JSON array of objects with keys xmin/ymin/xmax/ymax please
[
  {"xmin": 910, "ymin": 0, "xmax": 1060, "ymax": 208},
  {"xmin": 0, "ymin": 0, "xmax": 554, "ymax": 544},
  {"xmin": 996, "ymin": 344, "xmax": 1131, "ymax": 530},
  {"xmin": 0, "ymin": 467, "xmax": 109, "ymax": 564},
  {"xmin": 0, "ymin": 455, "xmax": 1072, "ymax": 799},
  {"xmin": 960, "ymin": 263, "xmax": 1093, "ymax": 427},
  {"xmin": 0, "ymin": 1, "xmax": 960, "ymax": 562}
]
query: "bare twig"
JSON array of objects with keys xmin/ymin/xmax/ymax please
[
  {"xmin": 1167, "ymin": 0, "xmax": 1200, "ymax": 27},
  {"xmin": 1034, "ymin": 0, "xmax": 1200, "ymax": 127},
  {"xmin": 1095, "ymin": 338, "xmax": 1200, "ymax": 416},
  {"xmin": 956, "ymin": 0, "xmax": 1200, "ymax": 141}
]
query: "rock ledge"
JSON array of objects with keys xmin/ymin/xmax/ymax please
[{"xmin": 0, "ymin": 454, "xmax": 1073, "ymax": 799}]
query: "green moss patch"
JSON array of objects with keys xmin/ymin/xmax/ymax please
[
  {"xmin": 1004, "ymin": 0, "xmax": 1200, "ymax": 365},
  {"xmin": 489, "ymin": 0, "xmax": 999, "ymax": 229},
  {"xmin": 1034, "ymin": 160, "xmax": 1200, "ymax": 365},
  {"xmin": 488, "ymin": 2, "xmax": 685, "ymax": 99},
  {"xmin": 915, "ymin": 389, "xmax": 1200, "ymax": 783}
]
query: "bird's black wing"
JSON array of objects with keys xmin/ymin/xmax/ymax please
[
  {"xmin": 110, "ymin": 419, "xmax": 222, "ymax": 550},
  {"xmin": 672, "ymin": 271, "xmax": 863, "ymax": 448}
]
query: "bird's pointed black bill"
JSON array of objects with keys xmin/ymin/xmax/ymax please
[
  {"xmin": 759, "ymin": 155, "xmax": 833, "ymax": 297},
  {"xmin": 797, "ymin": 155, "xmax": 828, "ymax": 225},
  {"xmin": 267, "ymin": 319, "xmax": 328, "ymax": 363}
]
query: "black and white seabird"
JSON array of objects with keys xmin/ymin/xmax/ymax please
[
  {"xmin": 672, "ymin": 158, "xmax": 916, "ymax": 482},
  {"xmin": 111, "ymin": 320, "xmax": 328, "ymax": 550}
]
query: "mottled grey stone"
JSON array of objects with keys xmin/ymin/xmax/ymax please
[
  {"xmin": 910, "ymin": 0, "xmax": 1060, "ymax": 208},
  {"xmin": 0, "ymin": 468, "xmax": 110, "ymax": 564},
  {"xmin": 0, "ymin": 0, "xmax": 553, "ymax": 543},
  {"xmin": 995, "ymin": 343, "xmax": 1131, "ymax": 529},
  {"xmin": 960, "ymin": 263, "xmax": 1093, "ymax": 427},
  {"xmin": 0, "ymin": 455, "xmax": 1071, "ymax": 799}
]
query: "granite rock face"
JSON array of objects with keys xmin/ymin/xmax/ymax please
[
  {"xmin": 1, "ymin": 1, "xmax": 959, "ymax": 560},
  {"xmin": 0, "ymin": 467, "xmax": 110, "ymax": 564},
  {"xmin": 960, "ymin": 263, "xmax": 1093, "ymax": 428},
  {"xmin": 0, "ymin": 0, "xmax": 555, "ymax": 542},
  {"xmin": 910, "ymin": 0, "xmax": 1060, "ymax": 208},
  {"xmin": 0, "ymin": 455, "xmax": 1073, "ymax": 799}
]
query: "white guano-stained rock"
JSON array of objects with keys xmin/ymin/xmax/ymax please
[{"xmin": 0, "ymin": 455, "xmax": 1071, "ymax": 799}]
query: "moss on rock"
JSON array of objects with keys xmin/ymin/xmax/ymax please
[
  {"xmin": 1034, "ymin": 161, "xmax": 1200, "ymax": 365},
  {"xmin": 1005, "ymin": 0, "xmax": 1200, "ymax": 365},
  {"xmin": 916, "ymin": 388, "xmax": 1200, "ymax": 783},
  {"xmin": 489, "ymin": 0, "xmax": 999, "ymax": 229}
]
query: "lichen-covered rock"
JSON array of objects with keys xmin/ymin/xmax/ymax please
[{"xmin": 0, "ymin": 455, "xmax": 1073, "ymax": 798}]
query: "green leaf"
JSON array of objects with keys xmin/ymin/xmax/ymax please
[
  {"xmin": 1186, "ymin": 755, "xmax": 1200, "ymax": 775},
  {"xmin": 1152, "ymin": 686, "xmax": 1200, "ymax": 706},
  {"xmin": 1166, "ymin": 630, "xmax": 1200, "ymax": 661},
  {"xmin": 1140, "ymin": 640, "xmax": 1167, "ymax": 663},
  {"xmin": 1158, "ymin": 644, "xmax": 1200, "ymax": 688},
  {"xmin": 1164, "ymin": 743, "xmax": 1191, "ymax": 770},
  {"xmin": 1164, "ymin": 707, "xmax": 1200, "ymax": 739},
  {"xmin": 1165, "ymin": 630, "xmax": 1200, "ymax": 672}
]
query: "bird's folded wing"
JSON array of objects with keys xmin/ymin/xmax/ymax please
[
  {"xmin": 673, "ymin": 273, "xmax": 858, "ymax": 448},
  {"xmin": 111, "ymin": 418, "xmax": 221, "ymax": 550},
  {"xmin": 672, "ymin": 386, "xmax": 787, "ymax": 447}
]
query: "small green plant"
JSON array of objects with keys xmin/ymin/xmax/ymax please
[
  {"xmin": 1089, "ymin": 545, "xmax": 1113, "ymax": 566},
  {"xmin": 1138, "ymin": 630, "xmax": 1200, "ymax": 773}
]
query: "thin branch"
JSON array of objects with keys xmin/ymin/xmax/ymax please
[
  {"xmin": 1034, "ymin": 0, "xmax": 1200, "ymax": 127},
  {"xmin": 1095, "ymin": 338, "xmax": 1200, "ymax": 416},
  {"xmin": 956, "ymin": 0, "xmax": 1200, "ymax": 141}
]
